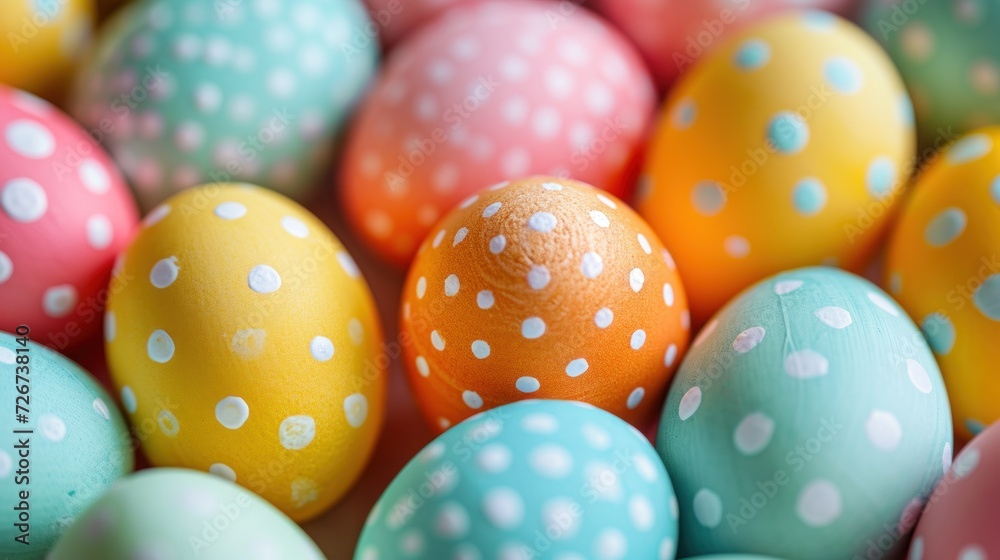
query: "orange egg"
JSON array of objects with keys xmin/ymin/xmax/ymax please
[{"xmin": 400, "ymin": 176, "xmax": 690, "ymax": 432}]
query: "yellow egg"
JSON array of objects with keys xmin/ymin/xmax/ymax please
[
  {"xmin": 638, "ymin": 11, "xmax": 915, "ymax": 325},
  {"xmin": 886, "ymin": 128, "xmax": 1000, "ymax": 442},
  {"xmin": 105, "ymin": 184, "xmax": 386, "ymax": 521}
]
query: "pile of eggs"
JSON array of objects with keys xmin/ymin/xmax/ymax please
[{"xmin": 1, "ymin": 0, "xmax": 999, "ymax": 558}]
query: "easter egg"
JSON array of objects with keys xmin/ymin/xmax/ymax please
[
  {"xmin": 637, "ymin": 11, "xmax": 915, "ymax": 326},
  {"xmin": 70, "ymin": 0, "xmax": 378, "ymax": 211},
  {"xmin": 0, "ymin": 85, "xmax": 138, "ymax": 351},
  {"xmin": 657, "ymin": 267, "xmax": 952, "ymax": 559},
  {"xmin": 363, "ymin": 0, "xmax": 478, "ymax": 47},
  {"xmin": 341, "ymin": 0, "xmax": 656, "ymax": 266},
  {"xmin": 591, "ymin": 0, "xmax": 859, "ymax": 89},
  {"xmin": 356, "ymin": 400, "xmax": 679, "ymax": 560},
  {"xmin": 0, "ymin": 0, "xmax": 94, "ymax": 99},
  {"xmin": 49, "ymin": 468, "xmax": 324, "ymax": 559},
  {"xmin": 908, "ymin": 420, "xmax": 1000, "ymax": 559},
  {"xmin": 0, "ymin": 331, "xmax": 133, "ymax": 559},
  {"xmin": 884, "ymin": 128, "xmax": 1000, "ymax": 442},
  {"xmin": 400, "ymin": 176, "xmax": 689, "ymax": 433},
  {"xmin": 863, "ymin": 0, "xmax": 1000, "ymax": 147},
  {"xmin": 104, "ymin": 184, "xmax": 385, "ymax": 521}
]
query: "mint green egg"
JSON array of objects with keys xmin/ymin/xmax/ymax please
[
  {"xmin": 0, "ymin": 331, "xmax": 133, "ymax": 559},
  {"xmin": 49, "ymin": 468, "xmax": 324, "ymax": 559},
  {"xmin": 657, "ymin": 267, "xmax": 952, "ymax": 559},
  {"xmin": 70, "ymin": 0, "xmax": 378, "ymax": 211}
]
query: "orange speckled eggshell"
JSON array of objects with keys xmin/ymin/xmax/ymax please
[{"xmin": 400, "ymin": 176, "xmax": 690, "ymax": 433}]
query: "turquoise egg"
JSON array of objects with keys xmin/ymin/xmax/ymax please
[
  {"xmin": 356, "ymin": 400, "xmax": 679, "ymax": 560},
  {"xmin": 70, "ymin": 0, "xmax": 378, "ymax": 211},
  {"xmin": 657, "ymin": 267, "xmax": 952, "ymax": 559},
  {"xmin": 49, "ymin": 468, "xmax": 324, "ymax": 559},
  {"xmin": 0, "ymin": 331, "xmax": 133, "ymax": 559}
]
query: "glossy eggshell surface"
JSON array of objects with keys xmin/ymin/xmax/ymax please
[
  {"xmin": 341, "ymin": 0, "xmax": 657, "ymax": 266},
  {"xmin": 638, "ymin": 11, "xmax": 915, "ymax": 326},
  {"xmin": 885, "ymin": 128, "xmax": 1000, "ymax": 442},
  {"xmin": 0, "ymin": 332, "xmax": 133, "ymax": 559},
  {"xmin": 105, "ymin": 184, "xmax": 385, "ymax": 521},
  {"xmin": 355, "ymin": 400, "xmax": 679, "ymax": 560},
  {"xmin": 400, "ymin": 177, "xmax": 689, "ymax": 433},
  {"xmin": 70, "ymin": 0, "xmax": 378, "ymax": 211},
  {"xmin": 0, "ymin": 85, "xmax": 138, "ymax": 350},
  {"xmin": 49, "ymin": 468, "xmax": 325, "ymax": 560},
  {"xmin": 657, "ymin": 267, "xmax": 952, "ymax": 559}
]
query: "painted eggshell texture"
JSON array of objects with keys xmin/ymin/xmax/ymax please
[
  {"xmin": 909, "ymin": 420, "xmax": 1000, "ymax": 560},
  {"xmin": 70, "ymin": 0, "xmax": 378, "ymax": 211},
  {"xmin": 0, "ymin": 332, "xmax": 133, "ymax": 558},
  {"xmin": 341, "ymin": 0, "xmax": 657, "ymax": 266},
  {"xmin": 0, "ymin": 85, "xmax": 138, "ymax": 351},
  {"xmin": 49, "ymin": 468, "xmax": 325, "ymax": 560},
  {"xmin": 657, "ymin": 266, "xmax": 952, "ymax": 559},
  {"xmin": 638, "ymin": 11, "xmax": 915, "ymax": 326},
  {"xmin": 105, "ymin": 184, "xmax": 385, "ymax": 521},
  {"xmin": 885, "ymin": 127, "xmax": 1000, "ymax": 442},
  {"xmin": 363, "ymin": 0, "xmax": 480, "ymax": 47},
  {"xmin": 400, "ymin": 176, "xmax": 689, "ymax": 433},
  {"xmin": 355, "ymin": 400, "xmax": 679, "ymax": 560}
]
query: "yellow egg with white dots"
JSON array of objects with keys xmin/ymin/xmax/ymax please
[{"xmin": 105, "ymin": 183, "xmax": 385, "ymax": 521}]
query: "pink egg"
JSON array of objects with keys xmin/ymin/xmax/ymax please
[
  {"xmin": 364, "ymin": 0, "xmax": 480, "ymax": 47},
  {"xmin": 591, "ymin": 0, "xmax": 859, "ymax": 88},
  {"xmin": 341, "ymin": 0, "xmax": 657, "ymax": 266},
  {"xmin": 0, "ymin": 85, "xmax": 138, "ymax": 351}
]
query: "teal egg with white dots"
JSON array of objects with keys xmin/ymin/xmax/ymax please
[
  {"xmin": 356, "ymin": 400, "xmax": 679, "ymax": 560},
  {"xmin": 0, "ymin": 331, "xmax": 133, "ymax": 559},
  {"xmin": 70, "ymin": 0, "xmax": 378, "ymax": 211},
  {"xmin": 657, "ymin": 267, "xmax": 952, "ymax": 559}
]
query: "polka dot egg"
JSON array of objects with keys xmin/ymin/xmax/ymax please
[
  {"xmin": 70, "ymin": 0, "xmax": 378, "ymax": 211},
  {"xmin": 341, "ymin": 0, "xmax": 657, "ymax": 266},
  {"xmin": 885, "ymin": 127, "xmax": 1000, "ymax": 442},
  {"xmin": 0, "ymin": 331, "xmax": 133, "ymax": 557},
  {"xmin": 355, "ymin": 400, "xmax": 679, "ymax": 560},
  {"xmin": 401, "ymin": 176, "xmax": 689, "ymax": 433},
  {"xmin": 657, "ymin": 267, "xmax": 952, "ymax": 559},
  {"xmin": 105, "ymin": 184, "xmax": 385, "ymax": 521},
  {"xmin": 49, "ymin": 468, "xmax": 324, "ymax": 559},
  {"xmin": 0, "ymin": 84, "xmax": 138, "ymax": 351},
  {"xmin": 638, "ymin": 11, "xmax": 915, "ymax": 326}
]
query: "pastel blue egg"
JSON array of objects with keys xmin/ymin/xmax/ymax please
[
  {"xmin": 657, "ymin": 267, "xmax": 952, "ymax": 559},
  {"xmin": 357, "ymin": 400, "xmax": 678, "ymax": 560}
]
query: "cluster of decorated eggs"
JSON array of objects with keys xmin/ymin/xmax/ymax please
[{"xmin": 1, "ymin": 0, "xmax": 1000, "ymax": 558}]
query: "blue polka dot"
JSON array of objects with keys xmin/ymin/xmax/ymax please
[
  {"xmin": 866, "ymin": 157, "xmax": 897, "ymax": 197},
  {"xmin": 973, "ymin": 273, "xmax": 1000, "ymax": 321},
  {"xmin": 966, "ymin": 418, "xmax": 986, "ymax": 436},
  {"xmin": 947, "ymin": 134, "xmax": 993, "ymax": 164},
  {"xmin": 992, "ymin": 175, "xmax": 1000, "ymax": 204},
  {"xmin": 792, "ymin": 178, "xmax": 827, "ymax": 215},
  {"xmin": 767, "ymin": 112, "xmax": 809, "ymax": 154},
  {"xmin": 803, "ymin": 10, "xmax": 837, "ymax": 30},
  {"xmin": 898, "ymin": 94, "xmax": 914, "ymax": 126},
  {"xmin": 824, "ymin": 57, "xmax": 863, "ymax": 94},
  {"xmin": 673, "ymin": 99, "xmax": 696, "ymax": 130},
  {"xmin": 734, "ymin": 39, "xmax": 771, "ymax": 70},
  {"xmin": 692, "ymin": 181, "xmax": 726, "ymax": 215},
  {"xmin": 921, "ymin": 313, "xmax": 956, "ymax": 355},
  {"xmin": 924, "ymin": 207, "xmax": 967, "ymax": 247}
]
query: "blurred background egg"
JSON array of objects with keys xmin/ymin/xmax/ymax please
[
  {"xmin": 908, "ymin": 420, "xmax": 999, "ymax": 559},
  {"xmin": 355, "ymin": 400, "xmax": 679, "ymax": 560},
  {"xmin": 105, "ymin": 184, "xmax": 385, "ymax": 521},
  {"xmin": 0, "ymin": 85, "xmax": 138, "ymax": 351},
  {"xmin": 363, "ymin": 0, "xmax": 478, "ymax": 48},
  {"xmin": 340, "ymin": 0, "xmax": 657, "ymax": 266},
  {"xmin": 49, "ymin": 468, "xmax": 325, "ymax": 559},
  {"xmin": 863, "ymin": 0, "xmax": 1000, "ymax": 147},
  {"xmin": 400, "ymin": 177, "xmax": 689, "ymax": 433},
  {"xmin": 638, "ymin": 11, "xmax": 915, "ymax": 326},
  {"xmin": 885, "ymin": 127, "xmax": 1000, "ymax": 442},
  {"xmin": 0, "ymin": 332, "xmax": 133, "ymax": 558},
  {"xmin": 70, "ymin": 0, "xmax": 378, "ymax": 211},
  {"xmin": 657, "ymin": 267, "xmax": 951, "ymax": 559},
  {"xmin": 591, "ymin": 0, "xmax": 859, "ymax": 89}
]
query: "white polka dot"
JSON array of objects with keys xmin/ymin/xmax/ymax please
[
  {"xmin": 679, "ymin": 387, "xmax": 702, "ymax": 420},
  {"xmin": 345, "ymin": 393, "xmax": 368, "ymax": 428},
  {"xmin": 527, "ymin": 265, "xmax": 551, "ymax": 289},
  {"xmin": 248, "ymin": 265, "xmax": 281, "ymax": 293},
  {"xmin": 814, "ymin": 306, "xmax": 853, "ymax": 329},
  {"xmin": 522, "ymin": 413, "xmax": 558, "ymax": 434},
  {"xmin": 784, "ymin": 349, "xmax": 829, "ymax": 378},
  {"xmin": 215, "ymin": 396, "xmax": 249, "ymax": 429},
  {"xmin": 797, "ymin": 480, "xmax": 842, "ymax": 526},
  {"xmin": 733, "ymin": 412, "xmax": 775, "ymax": 455},
  {"xmin": 733, "ymin": 326, "xmax": 765, "ymax": 353},
  {"xmin": 629, "ymin": 495, "xmax": 655, "ymax": 531},
  {"xmin": 483, "ymin": 488, "xmax": 524, "ymax": 529},
  {"xmin": 121, "ymin": 386, "xmax": 137, "ymax": 413},
  {"xmin": 953, "ymin": 448, "xmax": 980, "ymax": 478},
  {"xmin": 693, "ymin": 489, "xmax": 722, "ymax": 528},
  {"xmin": 594, "ymin": 307, "xmax": 613, "ymax": 328},
  {"xmin": 445, "ymin": 274, "xmax": 460, "ymax": 297},
  {"xmin": 629, "ymin": 269, "xmax": 645, "ymax": 292},
  {"xmin": 150, "ymin": 256, "xmax": 180, "ymax": 288},
  {"xmin": 348, "ymin": 319, "xmax": 363, "ymax": 345},
  {"xmin": 39, "ymin": 414, "xmax": 66, "ymax": 441},
  {"xmin": 475, "ymin": 290, "xmax": 495, "ymax": 310},
  {"xmin": 866, "ymin": 410, "xmax": 902, "ymax": 451},
  {"xmin": 630, "ymin": 330, "xmax": 646, "ymax": 350},
  {"xmin": 664, "ymin": 344, "xmax": 678, "ymax": 367},
  {"xmin": 590, "ymin": 210, "xmax": 610, "ymax": 228},
  {"xmin": 594, "ymin": 528, "xmax": 627, "ymax": 559},
  {"xmin": 2, "ymin": 178, "xmax": 48, "ymax": 222},
  {"xmin": 309, "ymin": 336, "xmax": 334, "ymax": 361},
  {"xmin": 452, "ymin": 228, "xmax": 468, "ymax": 246},
  {"xmin": 214, "ymin": 201, "xmax": 246, "ymax": 220},
  {"xmin": 681, "ymin": 311, "xmax": 691, "ymax": 331},
  {"xmin": 281, "ymin": 216, "xmax": 309, "ymax": 238},
  {"xmin": 942, "ymin": 443, "xmax": 953, "ymax": 475},
  {"xmin": 462, "ymin": 390, "xmax": 484, "ymax": 410},
  {"xmin": 477, "ymin": 443, "xmax": 512, "ymax": 472},
  {"xmin": 471, "ymin": 340, "xmax": 490, "ymax": 359},
  {"xmin": 42, "ymin": 285, "xmax": 77, "ymax": 317},
  {"xmin": 658, "ymin": 539, "xmax": 676, "ymax": 560},
  {"xmin": 5, "ymin": 120, "xmax": 54, "ymax": 158},
  {"xmin": 958, "ymin": 546, "xmax": 987, "ymax": 560},
  {"xmin": 516, "ymin": 376, "xmax": 540, "ymax": 393},
  {"xmin": 432, "ymin": 230, "xmax": 446, "ymax": 248},
  {"xmin": 416, "ymin": 277, "xmax": 427, "ymax": 299},
  {"xmin": 868, "ymin": 292, "xmax": 899, "ymax": 316},
  {"xmin": 147, "ymin": 329, "xmax": 175, "ymax": 363},
  {"xmin": 775, "ymin": 280, "xmax": 804, "ymax": 295},
  {"xmin": 0, "ymin": 251, "xmax": 11, "ymax": 284},
  {"xmin": 431, "ymin": 330, "xmax": 445, "ymax": 351},
  {"xmin": 0, "ymin": 451, "xmax": 10, "ymax": 478},
  {"xmin": 528, "ymin": 212, "xmax": 558, "ymax": 232},
  {"xmin": 724, "ymin": 235, "xmax": 751, "ymax": 258},
  {"xmin": 415, "ymin": 356, "xmax": 430, "ymax": 377},
  {"xmin": 434, "ymin": 502, "xmax": 469, "ymax": 539},
  {"xmin": 530, "ymin": 445, "xmax": 573, "ymax": 477},
  {"xmin": 566, "ymin": 358, "xmax": 589, "ymax": 377},
  {"xmin": 336, "ymin": 251, "xmax": 360, "ymax": 278},
  {"xmin": 79, "ymin": 159, "xmax": 111, "ymax": 194},
  {"xmin": 278, "ymin": 415, "xmax": 315, "ymax": 450},
  {"xmin": 522, "ymin": 317, "xmax": 546, "ymax": 339},
  {"xmin": 581, "ymin": 252, "xmax": 604, "ymax": 279},
  {"xmin": 210, "ymin": 463, "xmax": 237, "ymax": 482},
  {"xmin": 905, "ymin": 359, "xmax": 932, "ymax": 394},
  {"xmin": 541, "ymin": 181, "xmax": 564, "ymax": 191},
  {"xmin": 92, "ymin": 398, "xmax": 110, "ymax": 420},
  {"xmin": 143, "ymin": 204, "xmax": 171, "ymax": 227},
  {"xmin": 581, "ymin": 424, "xmax": 611, "ymax": 450},
  {"xmin": 489, "ymin": 235, "xmax": 507, "ymax": 254},
  {"xmin": 627, "ymin": 387, "xmax": 645, "ymax": 410},
  {"xmin": 85, "ymin": 215, "xmax": 114, "ymax": 250}
]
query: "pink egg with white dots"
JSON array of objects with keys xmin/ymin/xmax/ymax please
[
  {"xmin": 0, "ymin": 85, "xmax": 138, "ymax": 350},
  {"xmin": 341, "ymin": 0, "xmax": 657, "ymax": 266},
  {"xmin": 363, "ymin": 0, "xmax": 480, "ymax": 48}
]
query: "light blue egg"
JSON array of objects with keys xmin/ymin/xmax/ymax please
[
  {"xmin": 657, "ymin": 267, "xmax": 952, "ymax": 559},
  {"xmin": 357, "ymin": 400, "xmax": 678, "ymax": 560}
]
